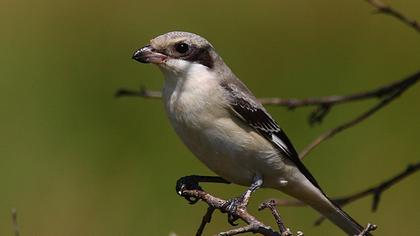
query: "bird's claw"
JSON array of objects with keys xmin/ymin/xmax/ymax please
[
  {"xmin": 175, "ymin": 175, "xmax": 203, "ymax": 204},
  {"xmin": 222, "ymin": 197, "xmax": 244, "ymax": 226}
]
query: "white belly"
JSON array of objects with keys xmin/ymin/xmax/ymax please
[
  {"xmin": 179, "ymin": 118, "xmax": 287, "ymax": 186},
  {"xmin": 162, "ymin": 70, "xmax": 287, "ymax": 187}
]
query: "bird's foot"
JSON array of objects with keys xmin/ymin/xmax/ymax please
[
  {"xmin": 222, "ymin": 196, "xmax": 247, "ymax": 226},
  {"xmin": 176, "ymin": 175, "xmax": 203, "ymax": 204}
]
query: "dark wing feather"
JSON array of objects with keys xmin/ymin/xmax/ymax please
[{"xmin": 221, "ymin": 82, "xmax": 322, "ymax": 190}]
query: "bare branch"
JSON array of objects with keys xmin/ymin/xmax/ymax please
[
  {"xmin": 258, "ymin": 200, "xmax": 294, "ymax": 236},
  {"xmin": 180, "ymin": 188, "xmax": 282, "ymax": 236},
  {"xmin": 299, "ymin": 71, "xmax": 420, "ymax": 158},
  {"xmin": 337, "ymin": 162, "xmax": 419, "ymax": 211},
  {"xmin": 366, "ymin": 0, "xmax": 420, "ymax": 34},
  {"xmin": 195, "ymin": 206, "xmax": 215, "ymax": 236},
  {"xmin": 260, "ymin": 71, "xmax": 420, "ymax": 125},
  {"xmin": 217, "ymin": 224, "xmax": 264, "ymax": 236},
  {"xmin": 258, "ymin": 73, "xmax": 416, "ymax": 107}
]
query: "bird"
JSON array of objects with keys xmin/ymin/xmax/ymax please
[{"xmin": 132, "ymin": 31, "xmax": 368, "ymax": 235}]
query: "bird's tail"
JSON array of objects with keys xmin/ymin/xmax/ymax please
[
  {"xmin": 280, "ymin": 178, "xmax": 369, "ymax": 235},
  {"xmin": 319, "ymin": 199, "xmax": 369, "ymax": 235}
]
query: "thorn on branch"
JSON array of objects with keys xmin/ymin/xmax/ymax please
[{"xmin": 309, "ymin": 104, "xmax": 331, "ymax": 126}]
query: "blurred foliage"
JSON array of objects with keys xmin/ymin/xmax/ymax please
[{"xmin": 1, "ymin": 0, "xmax": 420, "ymax": 235}]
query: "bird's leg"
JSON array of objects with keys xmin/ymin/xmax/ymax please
[
  {"xmin": 222, "ymin": 175, "xmax": 263, "ymax": 226},
  {"xmin": 176, "ymin": 175, "xmax": 230, "ymax": 204}
]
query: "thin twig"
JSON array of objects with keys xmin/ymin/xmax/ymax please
[
  {"xmin": 258, "ymin": 200, "xmax": 294, "ymax": 236},
  {"xmin": 196, "ymin": 206, "xmax": 215, "ymax": 236},
  {"xmin": 258, "ymin": 73, "xmax": 417, "ymax": 107},
  {"xmin": 337, "ymin": 162, "xmax": 420, "ymax": 212},
  {"xmin": 217, "ymin": 224, "xmax": 261, "ymax": 236},
  {"xmin": 299, "ymin": 71, "xmax": 420, "ymax": 158},
  {"xmin": 272, "ymin": 162, "xmax": 420, "ymax": 225},
  {"xmin": 366, "ymin": 0, "xmax": 420, "ymax": 34},
  {"xmin": 11, "ymin": 208, "xmax": 20, "ymax": 236}
]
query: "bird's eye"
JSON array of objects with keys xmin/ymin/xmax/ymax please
[{"xmin": 174, "ymin": 43, "xmax": 189, "ymax": 54}]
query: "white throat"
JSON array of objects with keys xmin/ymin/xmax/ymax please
[{"xmin": 160, "ymin": 59, "xmax": 215, "ymax": 96}]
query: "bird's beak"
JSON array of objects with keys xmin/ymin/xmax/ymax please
[{"xmin": 132, "ymin": 45, "xmax": 167, "ymax": 64}]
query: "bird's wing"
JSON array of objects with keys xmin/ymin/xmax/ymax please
[{"xmin": 221, "ymin": 81, "xmax": 322, "ymax": 190}]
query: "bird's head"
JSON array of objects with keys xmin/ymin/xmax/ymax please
[{"xmin": 132, "ymin": 31, "xmax": 222, "ymax": 77}]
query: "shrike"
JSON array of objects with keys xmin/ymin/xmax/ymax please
[{"xmin": 132, "ymin": 31, "xmax": 368, "ymax": 235}]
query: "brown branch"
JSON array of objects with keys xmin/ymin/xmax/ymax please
[
  {"xmin": 272, "ymin": 162, "xmax": 420, "ymax": 225},
  {"xmin": 180, "ymin": 188, "xmax": 282, "ymax": 236},
  {"xmin": 258, "ymin": 200, "xmax": 294, "ymax": 236},
  {"xmin": 258, "ymin": 73, "xmax": 416, "ymax": 107},
  {"xmin": 260, "ymin": 71, "xmax": 420, "ymax": 125},
  {"xmin": 366, "ymin": 0, "xmax": 420, "ymax": 34}
]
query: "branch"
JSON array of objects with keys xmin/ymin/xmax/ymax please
[
  {"xmin": 179, "ymin": 188, "xmax": 282, "ymax": 236},
  {"xmin": 195, "ymin": 206, "xmax": 215, "ymax": 236},
  {"xmin": 260, "ymin": 71, "xmax": 420, "ymax": 125},
  {"xmin": 366, "ymin": 0, "xmax": 420, "ymax": 34},
  {"xmin": 299, "ymin": 71, "xmax": 420, "ymax": 159},
  {"xmin": 272, "ymin": 162, "xmax": 420, "ymax": 225},
  {"xmin": 258, "ymin": 200, "xmax": 296, "ymax": 236}
]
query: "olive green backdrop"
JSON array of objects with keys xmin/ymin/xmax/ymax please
[{"xmin": 1, "ymin": 0, "xmax": 419, "ymax": 235}]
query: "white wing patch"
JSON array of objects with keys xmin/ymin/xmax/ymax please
[{"xmin": 271, "ymin": 133, "xmax": 292, "ymax": 156}]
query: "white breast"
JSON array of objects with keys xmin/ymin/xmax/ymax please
[{"xmin": 160, "ymin": 62, "xmax": 284, "ymax": 186}]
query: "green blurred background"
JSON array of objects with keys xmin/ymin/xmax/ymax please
[{"xmin": 1, "ymin": 0, "xmax": 419, "ymax": 235}]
